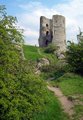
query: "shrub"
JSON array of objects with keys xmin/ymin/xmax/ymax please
[
  {"xmin": 0, "ymin": 5, "xmax": 48, "ymax": 120},
  {"xmin": 41, "ymin": 60, "xmax": 66, "ymax": 80},
  {"xmin": 44, "ymin": 44, "xmax": 57, "ymax": 53},
  {"xmin": 66, "ymin": 40, "xmax": 83, "ymax": 75}
]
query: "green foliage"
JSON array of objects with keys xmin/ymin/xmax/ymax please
[
  {"xmin": 66, "ymin": 41, "xmax": 83, "ymax": 75},
  {"xmin": 0, "ymin": 5, "xmax": 48, "ymax": 120},
  {"xmin": 44, "ymin": 44, "xmax": 57, "ymax": 53},
  {"xmin": 33, "ymin": 91, "xmax": 69, "ymax": 120},
  {"xmin": 40, "ymin": 60, "xmax": 66, "ymax": 80},
  {"xmin": 0, "ymin": 67, "xmax": 47, "ymax": 120}
]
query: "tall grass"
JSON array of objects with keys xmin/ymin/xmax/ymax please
[{"xmin": 33, "ymin": 91, "xmax": 69, "ymax": 120}]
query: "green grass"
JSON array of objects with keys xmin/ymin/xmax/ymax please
[
  {"xmin": 33, "ymin": 91, "xmax": 69, "ymax": 120},
  {"xmin": 23, "ymin": 45, "xmax": 58, "ymax": 63},
  {"xmin": 73, "ymin": 105, "xmax": 83, "ymax": 120},
  {"xmin": 50, "ymin": 73, "xmax": 83, "ymax": 120},
  {"xmin": 23, "ymin": 45, "xmax": 42, "ymax": 61},
  {"xmin": 54, "ymin": 73, "xmax": 83, "ymax": 96}
]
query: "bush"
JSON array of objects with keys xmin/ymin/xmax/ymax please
[
  {"xmin": 0, "ymin": 6, "xmax": 48, "ymax": 120},
  {"xmin": 41, "ymin": 60, "xmax": 66, "ymax": 80},
  {"xmin": 44, "ymin": 44, "xmax": 57, "ymax": 53},
  {"xmin": 66, "ymin": 40, "xmax": 83, "ymax": 75}
]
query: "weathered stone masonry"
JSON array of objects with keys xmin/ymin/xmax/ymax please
[{"xmin": 39, "ymin": 15, "xmax": 66, "ymax": 53}]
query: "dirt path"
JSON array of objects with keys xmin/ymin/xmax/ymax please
[{"xmin": 47, "ymin": 85, "xmax": 74, "ymax": 117}]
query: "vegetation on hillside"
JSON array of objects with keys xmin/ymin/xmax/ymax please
[
  {"xmin": 0, "ymin": 5, "xmax": 48, "ymax": 120},
  {"xmin": 33, "ymin": 91, "xmax": 69, "ymax": 120},
  {"xmin": 44, "ymin": 43, "xmax": 57, "ymax": 53},
  {"xmin": 45, "ymin": 39, "xmax": 83, "ymax": 120},
  {"xmin": 23, "ymin": 45, "xmax": 58, "ymax": 64}
]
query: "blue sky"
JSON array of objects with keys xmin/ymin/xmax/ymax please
[{"xmin": 0, "ymin": 0, "xmax": 83, "ymax": 45}]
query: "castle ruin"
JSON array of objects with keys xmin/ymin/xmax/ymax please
[{"xmin": 39, "ymin": 15, "xmax": 66, "ymax": 53}]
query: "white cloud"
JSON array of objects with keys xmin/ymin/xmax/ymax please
[{"xmin": 18, "ymin": 0, "xmax": 83, "ymax": 45}]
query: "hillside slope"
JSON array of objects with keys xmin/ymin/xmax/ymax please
[
  {"xmin": 23, "ymin": 45, "xmax": 69, "ymax": 120},
  {"xmin": 23, "ymin": 45, "xmax": 83, "ymax": 120},
  {"xmin": 23, "ymin": 45, "xmax": 58, "ymax": 64}
]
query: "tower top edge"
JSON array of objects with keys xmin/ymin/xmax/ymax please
[
  {"xmin": 40, "ymin": 16, "xmax": 47, "ymax": 19},
  {"xmin": 52, "ymin": 14, "xmax": 65, "ymax": 18},
  {"xmin": 40, "ymin": 15, "xmax": 65, "ymax": 20}
]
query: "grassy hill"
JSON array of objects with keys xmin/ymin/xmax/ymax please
[
  {"xmin": 23, "ymin": 45, "xmax": 58, "ymax": 64},
  {"xmin": 23, "ymin": 45, "xmax": 41, "ymax": 61},
  {"xmin": 23, "ymin": 45, "xmax": 83, "ymax": 120},
  {"xmin": 23, "ymin": 45, "xmax": 69, "ymax": 120}
]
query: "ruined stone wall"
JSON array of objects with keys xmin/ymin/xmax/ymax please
[
  {"xmin": 52, "ymin": 15, "xmax": 66, "ymax": 52},
  {"xmin": 39, "ymin": 16, "xmax": 52, "ymax": 47},
  {"xmin": 39, "ymin": 15, "xmax": 66, "ymax": 53}
]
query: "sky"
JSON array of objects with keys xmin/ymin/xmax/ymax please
[{"xmin": 0, "ymin": 0, "xmax": 83, "ymax": 45}]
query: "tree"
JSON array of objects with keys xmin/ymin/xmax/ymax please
[
  {"xmin": 66, "ymin": 40, "xmax": 83, "ymax": 75},
  {"xmin": 0, "ymin": 5, "xmax": 47, "ymax": 120}
]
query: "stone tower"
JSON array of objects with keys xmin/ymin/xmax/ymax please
[{"xmin": 39, "ymin": 15, "xmax": 66, "ymax": 53}]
